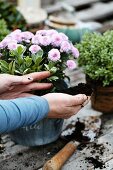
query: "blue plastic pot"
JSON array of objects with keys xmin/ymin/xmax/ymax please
[{"xmin": 10, "ymin": 118, "xmax": 63, "ymax": 146}]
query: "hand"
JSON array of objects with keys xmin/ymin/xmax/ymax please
[
  {"xmin": 43, "ymin": 93, "xmax": 90, "ymax": 119},
  {"xmin": 0, "ymin": 71, "xmax": 52, "ymax": 99}
]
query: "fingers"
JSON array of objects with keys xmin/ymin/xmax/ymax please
[
  {"xmin": 23, "ymin": 82, "xmax": 52, "ymax": 91},
  {"xmin": 65, "ymin": 96, "xmax": 90, "ymax": 119},
  {"xmin": 11, "ymin": 82, "xmax": 52, "ymax": 93},
  {"xmin": 9, "ymin": 71, "xmax": 51, "ymax": 85},
  {"xmin": 25, "ymin": 71, "xmax": 51, "ymax": 81},
  {"xmin": 9, "ymin": 75, "xmax": 34, "ymax": 85},
  {"xmin": 70, "ymin": 94, "xmax": 88, "ymax": 106},
  {"xmin": 81, "ymin": 96, "xmax": 90, "ymax": 107}
]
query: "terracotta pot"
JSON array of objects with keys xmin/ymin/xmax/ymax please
[{"xmin": 91, "ymin": 86, "xmax": 113, "ymax": 113}]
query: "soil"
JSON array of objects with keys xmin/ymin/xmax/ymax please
[
  {"xmin": 57, "ymin": 83, "xmax": 93, "ymax": 96},
  {"xmin": 86, "ymin": 157, "xmax": 104, "ymax": 169},
  {"xmin": 62, "ymin": 119, "xmax": 90, "ymax": 143},
  {"xmin": 85, "ymin": 143, "xmax": 106, "ymax": 169}
]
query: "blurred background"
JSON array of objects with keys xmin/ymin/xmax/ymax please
[{"xmin": 1, "ymin": 0, "xmax": 113, "ymax": 43}]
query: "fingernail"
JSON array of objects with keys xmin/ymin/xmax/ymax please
[
  {"xmin": 81, "ymin": 104, "xmax": 84, "ymax": 108},
  {"xmin": 28, "ymin": 77, "xmax": 33, "ymax": 80}
]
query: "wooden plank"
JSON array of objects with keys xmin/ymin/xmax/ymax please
[
  {"xmin": 44, "ymin": 0, "xmax": 100, "ymax": 14},
  {"xmin": 76, "ymin": 2, "xmax": 113, "ymax": 21},
  {"xmin": 64, "ymin": 0, "xmax": 100, "ymax": 8},
  {"xmin": 0, "ymin": 139, "xmax": 66, "ymax": 170}
]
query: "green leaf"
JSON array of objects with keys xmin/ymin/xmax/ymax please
[
  {"xmin": 23, "ymin": 68, "xmax": 31, "ymax": 74},
  {"xmin": 31, "ymin": 50, "xmax": 43, "ymax": 63},
  {"xmin": 50, "ymin": 67, "xmax": 57, "ymax": 74},
  {"xmin": 44, "ymin": 64, "xmax": 49, "ymax": 70},
  {"xmin": 48, "ymin": 76, "xmax": 59, "ymax": 81},
  {"xmin": 0, "ymin": 60, "xmax": 9, "ymax": 73},
  {"xmin": 18, "ymin": 56, "xmax": 23, "ymax": 65},
  {"xmin": 35, "ymin": 56, "xmax": 43, "ymax": 66},
  {"xmin": 25, "ymin": 56, "xmax": 32, "ymax": 67},
  {"xmin": 10, "ymin": 50, "xmax": 17, "ymax": 57},
  {"xmin": 0, "ymin": 60, "xmax": 9, "ymax": 70},
  {"xmin": 17, "ymin": 45, "xmax": 26, "ymax": 55},
  {"xmin": 37, "ymin": 50, "xmax": 43, "ymax": 57},
  {"xmin": 8, "ymin": 61, "xmax": 15, "ymax": 74},
  {"xmin": 48, "ymin": 62, "xmax": 55, "ymax": 69}
]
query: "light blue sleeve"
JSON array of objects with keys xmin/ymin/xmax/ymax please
[{"xmin": 0, "ymin": 96, "xmax": 49, "ymax": 133}]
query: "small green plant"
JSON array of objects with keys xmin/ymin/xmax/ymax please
[
  {"xmin": 0, "ymin": 19, "xmax": 10, "ymax": 41},
  {"xmin": 77, "ymin": 31, "xmax": 113, "ymax": 86},
  {"xmin": 0, "ymin": 0, "xmax": 26, "ymax": 30}
]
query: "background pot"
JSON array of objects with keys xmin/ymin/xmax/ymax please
[{"xmin": 91, "ymin": 86, "xmax": 113, "ymax": 113}]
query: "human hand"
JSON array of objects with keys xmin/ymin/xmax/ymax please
[
  {"xmin": 42, "ymin": 93, "xmax": 90, "ymax": 119},
  {"xmin": 0, "ymin": 71, "xmax": 52, "ymax": 99}
]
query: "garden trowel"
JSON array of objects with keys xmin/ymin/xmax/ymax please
[{"xmin": 43, "ymin": 116, "xmax": 101, "ymax": 170}]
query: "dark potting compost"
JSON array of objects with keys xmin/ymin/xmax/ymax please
[{"xmin": 57, "ymin": 83, "xmax": 93, "ymax": 96}]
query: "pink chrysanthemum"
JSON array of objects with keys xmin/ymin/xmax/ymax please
[
  {"xmin": 29, "ymin": 45, "xmax": 42, "ymax": 54},
  {"xmin": 38, "ymin": 36, "xmax": 51, "ymax": 46},
  {"xmin": 36, "ymin": 30, "xmax": 47, "ymax": 36},
  {"xmin": 48, "ymin": 49, "xmax": 60, "ymax": 61},
  {"xmin": 0, "ymin": 36, "xmax": 15, "ymax": 48},
  {"xmin": 21, "ymin": 31, "xmax": 34, "ymax": 40},
  {"xmin": 71, "ymin": 46, "xmax": 79, "ymax": 58},
  {"xmin": 59, "ymin": 33, "xmax": 68, "ymax": 41},
  {"xmin": 60, "ymin": 41, "xmax": 71, "ymax": 53},
  {"xmin": 32, "ymin": 35, "xmax": 41, "ymax": 44},
  {"xmin": 51, "ymin": 33, "xmax": 63, "ymax": 47},
  {"xmin": 10, "ymin": 29, "xmax": 21, "ymax": 34},
  {"xmin": 8, "ymin": 41, "xmax": 18, "ymax": 50},
  {"xmin": 66, "ymin": 60, "xmax": 77, "ymax": 70},
  {"xmin": 46, "ymin": 29, "xmax": 58, "ymax": 36}
]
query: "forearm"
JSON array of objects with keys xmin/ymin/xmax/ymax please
[{"xmin": 0, "ymin": 96, "xmax": 49, "ymax": 133}]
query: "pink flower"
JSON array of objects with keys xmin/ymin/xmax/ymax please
[
  {"xmin": 29, "ymin": 45, "xmax": 42, "ymax": 54},
  {"xmin": 59, "ymin": 33, "xmax": 68, "ymax": 41},
  {"xmin": 71, "ymin": 46, "xmax": 79, "ymax": 58},
  {"xmin": 0, "ymin": 37, "xmax": 15, "ymax": 48},
  {"xmin": 36, "ymin": 30, "xmax": 47, "ymax": 36},
  {"xmin": 46, "ymin": 29, "xmax": 58, "ymax": 36},
  {"xmin": 11, "ymin": 33, "xmax": 23, "ymax": 42},
  {"xmin": 8, "ymin": 41, "xmax": 18, "ymax": 50},
  {"xmin": 38, "ymin": 36, "xmax": 51, "ymax": 46},
  {"xmin": 66, "ymin": 60, "xmax": 77, "ymax": 70},
  {"xmin": 51, "ymin": 33, "xmax": 63, "ymax": 47},
  {"xmin": 48, "ymin": 49, "xmax": 60, "ymax": 61},
  {"xmin": 0, "ymin": 42, "xmax": 4, "ymax": 49},
  {"xmin": 10, "ymin": 29, "xmax": 21, "ymax": 34},
  {"xmin": 32, "ymin": 35, "xmax": 41, "ymax": 44},
  {"xmin": 60, "ymin": 41, "xmax": 71, "ymax": 53},
  {"xmin": 21, "ymin": 31, "xmax": 34, "ymax": 40}
]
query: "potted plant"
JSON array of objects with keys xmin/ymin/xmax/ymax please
[
  {"xmin": 77, "ymin": 30, "xmax": 113, "ymax": 113},
  {"xmin": 0, "ymin": 29, "xmax": 79, "ymax": 146}
]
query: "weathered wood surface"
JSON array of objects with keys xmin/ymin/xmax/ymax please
[
  {"xmin": 44, "ymin": 0, "xmax": 100, "ymax": 14},
  {"xmin": 76, "ymin": 2, "xmax": 113, "ymax": 21},
  {"xmin": 62, "ymin": 120, "xmax": 113, "ymax": 170}
]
